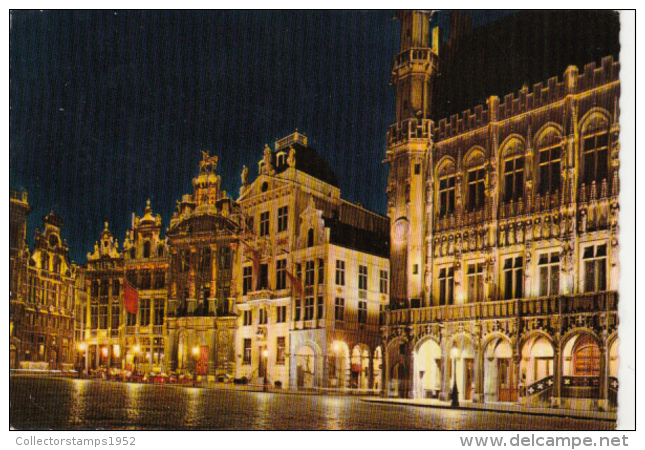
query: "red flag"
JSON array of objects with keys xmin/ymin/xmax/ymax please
[
  {"xmin": 124, "ymin": 280, "xmax": 139, "ymax": 315},
  {"xmin": 285, "ymin": 268, "xmax": 303, "ymax": 298}
]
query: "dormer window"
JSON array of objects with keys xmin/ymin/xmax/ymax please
[
  {"xmin": 307, "ymin": 228, "xmax": 314, "ymax": 247},
  {"xmin": 261, "ymin": 182, "xmax": 269, "ymax": 193}
]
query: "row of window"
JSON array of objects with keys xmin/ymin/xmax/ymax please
[
  {"xmin": 243, "ymin": 306, "xmax": 289, "ymax": 326},
  {"xmin": 436, "ymin": 129, "xmax": 610, "ymax": 217},
  {"xmin": 26, "ymin": 277, "xmax": 74, "ymax": 310},
  {"xmin": 90, "ymin": 299, "xmax": 165, "ymax": 329},
  {"xmin": 435, "ymin": 244, "xmax": 607, "ymax": 304},
  {"xmin": 128, "ymin": 241, "xmax": 165, "ymax": 260},
  {"xmin": 242, "ymin": 259, "xmax": 389, "ymax": 296},
  {"xmin": 249, "ymin": 206, "xmax": 290, "ymax": 237}
]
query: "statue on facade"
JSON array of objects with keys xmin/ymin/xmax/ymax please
[{"xmin": 287, "ymin": 146, "xmax": 296, "ymax": 168}]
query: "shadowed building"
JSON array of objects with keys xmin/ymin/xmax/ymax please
[{"xmin": 381, "ymin": 10, "xmax": 619, "ymax": 411}]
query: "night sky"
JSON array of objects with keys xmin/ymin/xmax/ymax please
[{"xmin": 10, "ymin": 10, "xmax": 515, "ymax": 263}]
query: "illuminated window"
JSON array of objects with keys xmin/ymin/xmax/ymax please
[
  {"xmin": 358, "ymin": 265, "xmax": 368, "ymax": 290},
  {"xmin": 467, "ymin": 263, "xmax": 484, "ymax": 303},
  {"xmin": 276, "ymin": 337, "xmax": 286, "ymax": 365},
  {"xmin": 243, "ymin": 339, "xmax": 252, "ymax": 365},
  {"xmin": 277, "ymin": 206, "xmax": 289, "ymax": 232},
  {"xmin": 140, "ymin": 298, "xmax": 151, "ymax": 326},
  {"xmin": 583, "ymin": 244, "xmax": 607, "ymax": 293},
  {"xmin": 537, "ymin": 131, "xmax": 562, "ymax": 195},
  {"xmin": 538, "ymin": 252, "xmax": 560, "ymax": 297},
  {"xmin": 260, "ymin": 211, "xmax": 270, "ymax": 236},
  {"xmin": 438, "ymin": 267, "xmax": 454, "ymax": 306},
  {"xmin": 379, "ymin": 270, "xmax": 389, "ymax": 295},
  {"xmin": 581, "ymin": 121, "xmax": 609, "ymax": 186},
  {"xmin": 153, "ymin": 301, "xmax": 164, "ymax": 326},
  {"xmin": 466, "ymin": 166, "xmax": 486, "ymax": 211},
  {"xmin": 111, "ymin": 304, "xmax": 120, "ymax": 329},
  {"xmin": 503, "ymin": 154, "xmax": 525, "ymax": 203},
  {"xmin": 335, "ymin": 260, "xmax": 345, "ymax": 286},
  {"xmin": 334, "ymin": 298, "xmax": 345, "ymax": 321},
  {"xmin": 438, "ymin": 174, "xmax": 455, "ymax": 217},
  {"xmin": 304, "ymin": 297, "xmax": 315, "ymax": 321},
  {"xmin": 358, "ymin": 301, "xmax": 367, "ymax": 324},
  {"xmin": 275, "ymin": 259, "xmax": 287, "ymax": 290},
  {"xmin": 502, "ymin": 256, "xmax": 523, "ymax": 300}
]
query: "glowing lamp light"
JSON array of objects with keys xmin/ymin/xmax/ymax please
[
  {"xmin": 77, "ymin": 342, "xmax": 87, "ymax": 352},
  {"xmin": 450, "ymin": 347, "xmax": 460, "ymax": 359},
  {"xmin": 263, "ymin": 349, "xmax": 269, "ymax": 358},
  {"xmin": 101, "ymin": 347, "xmax": 109, "ymax": 358},
  {"xmin": 133, "ymin": 344, "xmax": 140, "ymax": 354},
  {"xmin": 192, "ymin": 346, "xmax": 200, "ymax": 357},
  {"xmin": 113, "ymin": 345, "xmax": 121, "ymax": 357},
  {"xmin": 332, "ymin": 341, "xmax": 342, "ymax": 352}
]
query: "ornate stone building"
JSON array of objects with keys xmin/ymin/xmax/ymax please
[
  {"xmin": 381, "ymin": 11, "xmax": 619, "ymax": 411},
  {"xmin": 122, "ymin": 201, "xmax": 169, "ymax": 373},
  {"xmin": 83, "ymin": 223, "xmax": 125, "ymax": 371},
  {"xmin": 14, "ymin": 211, "xmax": 77, "ymax": 370},
  {"xmin": 234, "ymin": 132, "xmax": 390, "ymax": 390},
  {"xmin": 10, "ymin": 189, "xmax": 32, "ymax": 368},
  {"xmin": 163, "ymin": 152, "xmax": 239, "ymax": 380}
]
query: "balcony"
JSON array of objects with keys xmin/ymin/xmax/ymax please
[
  {"xmin": 383, "ymin": 292, "xmax": 617, "ymax": 327},
  {"xmin": 392, "ymin": 48, "xmax": 437, "ymax": 73},
  {"xmin": 387, "ymin": 119, "xmax": 433, "ymax": 147}
]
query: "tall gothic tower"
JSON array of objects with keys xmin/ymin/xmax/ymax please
[{"xmin": 385, "ymin": 10, "xmax": 439, "ymax": 309}]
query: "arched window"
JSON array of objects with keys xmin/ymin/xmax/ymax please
[
  {"xmin": 307, "ymin": 228, "xmax": 315, "ymax": 247},
  {"xmin": 537, "ymin": 129, "xmax": 562, "ymax": 195},
  {"xmin": 157, "ymin": 245, "xmax": 164, "ymax": 258},
  {"xmin": 437, "ymin": 160, "xmax": 456, "ymax": 218},
  {"xmin": 143, "ymin": 241, "xmax": 151, "ymax": 259},
  {"xmin": 502, "ymin": 139, "xmax": 525, "ymax": 203},
  {"xmin": 129, "ymin": 247, "xmax": 136, "ymax": 259},
  {"xmin": 465, "ymin": 153, "xmax": 486, "ymax": 211},
  {"xmin": 41, "ymin": 253, "xmax": 50, "ymax": 271},
  {"xmin": 53, "ymin": 256, "xmax": 61, "ymax": 274},
  {"xmin": 581, "ymin": 116, "xmax": 609, "ymax": 186}
]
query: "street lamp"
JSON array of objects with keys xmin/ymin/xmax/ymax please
[
  {"xmin": 133, "ymin": 344, "xmax": 141, "ymax": 375},
  {"xmin": 332, "ymin": 341, "xmax": 343, "ymax": 389},
  {"xmin": 77, "ymin": 342, "xmax": 88, "ymax": 377},
  {"xmin": 450, "ymin": 347, "xmax": 460, "ymax": 407},
  {"xmin": 192, "ymin": 346, "xmax": 200, "ymax": 382},
  {"xmin": 262, "ymin": 349, "xmax": 269, "ymax": 392}
]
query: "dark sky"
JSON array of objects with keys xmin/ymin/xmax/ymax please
[{"xmin": 10, "ymin": 10, "xmax": 515, "ymax": 263}]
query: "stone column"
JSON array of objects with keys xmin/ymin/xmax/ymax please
[
  {"xmin": 439, "ymin": 340, "xmax": 451, "ymax": 402},
  {"xmin": 473, "ymin": 343, "xmax": 484, "ymax": 403},
  {"xmin": 383, "ymin": 344, "xmax": 390, "ymax": 397},
  {"xmin": 551, "ymin": 341, "xmax": 562, "ymax": 408},
  {"xmin": 597, "ymin": 342, "xmax": 609, "ymax": 411},
  {"xmin": 408, "ymin": 349, "xmax": 416, "ymax": 399}
]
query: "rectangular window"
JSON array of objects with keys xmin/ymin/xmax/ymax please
[
  {"xmin": 260, "ymin": 211, "xmax": 270, "ymax": 237},
  {"xmin": 317, "ymin": 259, "xmax": 324, "ymax": 285},
  {"xmin": 467, "ymin": 167, "xmax": 486, "ymax": 211},
  {"xmin": 538, "ymin": 142, "xmax": 561, "ymax": 195},
  {"xmin": 277, "ymin": 206, "xmax": 288, "ymax": 233},
  {"xmin": 126, "ymin": 311, "xmax": 137, "ymax": 327},
  {"xmin": 335, "ymin": 298, "xmax": 345, "ymax": 321},
  {"xmin": 258, "ymin": 264, "xmax": 269, "ymax": 290},
  {"xmin": 243, "ymin": 339, "xmax": 252, "ymax": 365},
  {"xmin": 439, "ymin": 176, "xmax": 456, "ymax": 217},
  {"xmin": 538, "ymin": 252, "xmax": 560, "ymax": 297},
  {"xmin": 358, "ymin": 300, "xmax": 367, "ymax": 324},
  {"xmin": 414, "ymin": 163, "xmax": 421, "ymax": 175},
  {"xmin": 335, "ymin": 260, "xmax": 345, "ymax": 286},
  {"xmin": 276, "ymin": 259, "xmax": 287, "ymax": 290},
  {"xmin": 140, "ymin": 298, "xmax": 151, "ymax": 326},
  {"xmin": 243, "ymin": 310, "xmax": 253, "ymax": 326},
  {"xmin": 153, "ymin": 301, "xmax": 164, "ymax": 326},
  {"xmin": 379, "ymin": 270, "xmax": 389, "ymax": 294},
  {"xmin": 379, "ymin": 304, "xmax": 386, "ymax": 326},
  {"xmin": 582, "ymin": 130, "xmax": 609, "ymax": 185},
  {"xmin": 276, "ymin": 337, "xmax": 286, "ymax": 365},
  {"xmin": 304, "ymin": 297, "xmax": 315, "ymax": 321},
  {"xmin": 503, "ymin": 156, "xmax": 525, "ymax": 203},
  {"xmin": 99, "ymin": 305, "xmax": 108, "ymax": 329},
  {"xmin": 141, "ymin": 271, "xmax": 152, "ymax": 290},
  {"xmin": 91, "ymin": 305, "xmax": 98, "ymax": 329},
  {"xmin": 583, "ymin": 244, "xmax": 607, "ymax": 293},
  {"xmin": 358, "ymin": 265, "xmax": 367, "ymax": 290},
  {"xmin": 317, "ymin": 296, "xmax": 324, "ymax": 319},
  {"xmin": 243, "ymin": 266, "xmax": 253, "ymax": 295},
  {"xmin": 294, "ymin": 299, "xmax": 302, "ymax": 321},
  {"xmin": 276, "ymin": 305, "xmax": 287, "ymax": 323},
  {"xmin": 111, "ymin": 304, "xmax": 120, "ymax": 329},
  {"xmin": 154, "ymin": 270, "xmax": 165, "ymax": 289},
  {"xmin": 467, "ymin": 263, "xmax": 484, "ymax": 303},
  {"xmin": 305, "ymin": 261, "xmax": 315, "ymax": 287},
  {"xmin": 503, "ymin": 257, "xmax": 524, "ymax": 300},
  {"xmin": 247, "ymin": 217, "xmax": 254, "ymax": 235},
  {"xmin": 438, "ymin": 267, "xmax": 454, "ymax": 306}
]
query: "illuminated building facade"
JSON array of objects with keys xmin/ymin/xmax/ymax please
[
  {"xmin": 381, "ymin": 11, "xmax": 620, "ymax": 411},
  {"xmin": 122, "ymin": 201, "xmax": 169, "ymax": 373},
  {"xmin": 163, "ymin": 152, "xmax": 239, "ymax": 380},
  {"xmin": 234, "ymin": 132, "xmax": 390, "ymax": 390},
  {"xmin": 83, "ymin": 223, "xmax": 125, "ymax": 370},
  {"xmin": 15, "ymin": 210, "xmax": 77, "ymax": 370}
]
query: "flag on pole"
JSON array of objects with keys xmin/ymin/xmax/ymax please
[{"xmin": 124, "ymin": 280, "xmax": 139, "ymax": 315}]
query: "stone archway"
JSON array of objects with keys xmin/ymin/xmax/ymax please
[
  {"xmin": 447, "ymin": 334, "xmax": 476, "ymax": 401},
  {"xmin": 372, "ymin": 346, "xmax": 383, "ymax": 392},
  {"xmin": 482, "ymin": 336, "xmax": 517, "ymax": 402},
  {"xmin": 414, "ymin": 338, "xmax": 442, "ymax": 399},
  {"xmin": 390, "ymin": 362, "xmax": 409, "ymax": 398},
  {"xmin": 295, "ymin": 345, "xmax": 316, "ymax": 389},
  {"xmin": 350, "ymin": 344, "xmax": 370, "ymax": 390},
  {"xmin": 520, "ymin": 334, "xmax": 554, "ymax": 389},
  {"xmin": 561, "ymin": 332, "xmax": 602, "ymax": 410}
]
